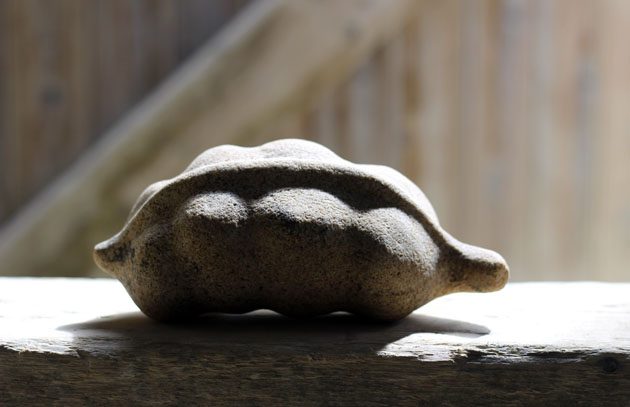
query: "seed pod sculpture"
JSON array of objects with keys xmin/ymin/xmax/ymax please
[{"xmin": 94, "ymin": 139, "xmax": 509, "ymax": 321}]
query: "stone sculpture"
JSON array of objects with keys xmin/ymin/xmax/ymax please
[{"xmin": 94, "ymin": 139, "xmax": 509, "ymax": 321}]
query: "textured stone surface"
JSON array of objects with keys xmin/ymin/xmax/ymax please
[{"xmin": 94, "ymin": 139, "xmax": 509, "ymax": 321}]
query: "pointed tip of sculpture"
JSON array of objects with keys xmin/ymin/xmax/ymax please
[
  {"xmin": 452, "ymin": 245, "xmax": 510, "ymax": 294},
  {"xmin": 93, "ymin": 236, "xmax": 126, "ymax": 278}
]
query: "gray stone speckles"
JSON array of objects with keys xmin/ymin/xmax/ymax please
[{"xmin": 94, "ymin": 139, "xmax": 509, "ymax": 321}]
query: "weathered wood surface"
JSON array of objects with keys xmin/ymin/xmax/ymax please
[{"xmin": 1, "ymin": 279, "xmax": 628, "ymax": 405}]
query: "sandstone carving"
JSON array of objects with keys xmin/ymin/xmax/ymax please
[{"xmin": 94, "ymin": 139, "xmax": 509, "ymax": 321}]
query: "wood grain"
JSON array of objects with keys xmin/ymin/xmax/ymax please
[{"xmin": 0, "ymin": 279, "xmax": 628, "ymax": 405}]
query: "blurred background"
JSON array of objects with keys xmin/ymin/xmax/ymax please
[{"xmin": 0, "ymin": 0, "xmax": 628, "ymax": 280}]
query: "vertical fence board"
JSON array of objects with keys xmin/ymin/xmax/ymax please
[
  {"xmin": 415, "ymin": 0, "xmax": 462, "ymax": 231},
  {"xmin": 591, "ymin": 1, "xmax": 630, "ymax": 281},
  {"xmin": 375, "ymin": 33, "xmax": 405, "ymax": 171}
]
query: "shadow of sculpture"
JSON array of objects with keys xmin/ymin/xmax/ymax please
[{"xmin": 58, "ymin": 311, "xmax": 489, "ymax": 356}]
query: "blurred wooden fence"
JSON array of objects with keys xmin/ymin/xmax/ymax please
[
  {"xmin": 0, "ymin": 0, "xmax": 250, "ymax": 223},
  {"xmin": 254, "ymin": 0, "xmax": 630, "ymax": 281},
  {"xmin": 1, "ymin": 0, "xmax": 629, "ymax": 281}
]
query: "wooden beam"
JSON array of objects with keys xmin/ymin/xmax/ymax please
[
  {"xmin": 1, "ymin": 280, "xmax": 628, "ymax": 404},
  {"xmin": 0, "ymin": 0, "xmax": 421, "ymax": 276}
]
